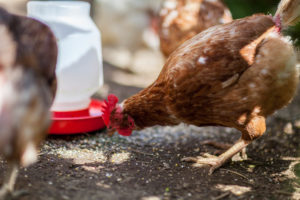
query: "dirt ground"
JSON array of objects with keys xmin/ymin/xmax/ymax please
[{"xmin": 1, "ymin": 62, "xmax": 300, "ymax": 200}]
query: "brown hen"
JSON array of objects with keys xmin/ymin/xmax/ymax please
[
  {"xmin": 159, "ymin": 0, "xmax": 232, "ymax": 57},
  {"xmin": 103, "ymin": 0, "xmax": 300, "ymax": 174},
  {"xmin": 0, "ymin": 7, "xmax": 57, "ymax": 198}
]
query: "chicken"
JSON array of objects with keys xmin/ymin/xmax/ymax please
[
  {"xmin": 102, "ymin": 0, "xmax": 300, "ymax": 174},
  {"xmin": 158, "ymin": 0, "xmax": 232, "ymax": 57},
  {"xmin": 95, "ymin": 0, "xmax": 162, "ymax": 50},
  {"xmin": 0, "ymin": 7, "xmax": 57, "ymax": 198},
  {"xmin": 95, "ymin": 0, "xmax": 163, "ymax": 71}
]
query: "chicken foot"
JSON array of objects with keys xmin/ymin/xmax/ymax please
[
  {"xmin": 182, "ymin": 138, "xmax": 250, "ymax": 175},
  {"xmin": 0, "ymin": 162, "xmax": 27, "ymax": 200},
  {"xmin": 201, "ymin": 140, "xmax": 248, "ymax": 160}
]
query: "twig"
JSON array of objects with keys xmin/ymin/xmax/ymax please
[
  {"xmin": 280, "ymin": 157, "xmax": 300, "ymax": 161},
  {"xmin": 275, "ymin": 190, "xmax": 294, "ymax": 195},
  {"xmin": 212, "ymin": 192, "xmax": 230, "ymax": 200},
  {"xmin": 220, "ymin": 168, "xmax": 249, "ymax": 180}
]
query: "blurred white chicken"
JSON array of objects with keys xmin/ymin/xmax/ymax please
[
  {"xmin": 0, "ymin": 0, "xmax": 26, "ymax": 15},
  {"xmin": 94, "ymin": 0, "xmax": 164, "ymax": 75}
]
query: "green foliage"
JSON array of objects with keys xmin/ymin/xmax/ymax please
[
  {"xmin": 224, "ymin": 0, "xmax": 278, "ymax": 18},
  {"xmin": 295, "ymin": 163, "xmax": 300, "ymax": 185},
  {"xmin": 224, "ymin": 0, "xmax": 300, "ymax": 46},
  {"xmin": 286, "ymin": 24, "xmax": 300, "ymax": 47}
]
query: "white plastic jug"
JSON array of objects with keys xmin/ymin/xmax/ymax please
[{"xmin": 27, "ymin": 1, "xmax": 103, "ymax": 111}]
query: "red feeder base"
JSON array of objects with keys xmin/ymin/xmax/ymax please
[{"xmin": 49, "ymin": 99, "xmax": 106, "ymax": 135}]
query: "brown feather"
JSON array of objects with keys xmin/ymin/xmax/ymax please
[{"xmin": 159, "ymin": 0, "xmax": 232, "ymax": 57}]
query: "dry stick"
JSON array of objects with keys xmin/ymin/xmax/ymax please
[
  {"xmin": 220, "ymin": 168, "xmax": 249, "ymax": 180},
  {"xmin": 212, "ymin": 192, "xmax": 230, "ymax": 200},
  {"xmin": 275, "ymin": 190, "xmax": 294, "ymax": 195},
  {"xmin": 280, "ymin": 157, "xmax": 300, "ymax": 161}
]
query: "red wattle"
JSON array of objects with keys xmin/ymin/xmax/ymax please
[{"xmin": 117, "ymin": 129, "xmax": 133, "ymax": 136}]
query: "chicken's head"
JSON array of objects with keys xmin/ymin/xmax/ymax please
[{"xmin": 102, "ymin": 94, "xmax": 135, "ymax": 136}]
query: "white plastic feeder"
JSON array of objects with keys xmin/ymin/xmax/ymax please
[
  {"xmin": 27, "ymin": 1, "xmax": 105, "ymax": 135},
  {"xmin": 27, "ymin": 1, "xmax": 103, "ymax": 112}
]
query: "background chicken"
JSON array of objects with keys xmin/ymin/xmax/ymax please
[
  {"xmin": 158, "ymin": 0, "xmax": 232, "ymax": 57},
  {"xmin": 95, "ymin": 0, "xmax": 164, "ymax": 73},
  {"xmin": 0, "ymin": 7, "xmax": 57, "ymax": 198},
  {"xmin": 103, "ymin": 0, "xmax": 300, "ymax": 174}
]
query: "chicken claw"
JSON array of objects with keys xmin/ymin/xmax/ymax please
[
  {"xmin": 182, "ymin": 153, "xmax": 223, "ymax": 175},
  {"xmin": 182, "ymin": 139, "xmax": 250, "ymax": 175},
  {"xmin": 0, "ymin": 163, "xmax": 28, "ymax": 200},
  {"xmin": 0, "ymin": 189, "xmax": 28, "ymax": 200}
]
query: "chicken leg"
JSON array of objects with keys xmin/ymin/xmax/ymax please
[
  {"xmin": 0, "ymin": 162, "xmax": 26, "ymax": 200},
  {"xmin": 182, "ymin": 138, "xmax": 250, "ymax": 175},
  {"xmin": 182, "ymin": 116, "xmax": 266, "ymax": 174},
  {"xmin": 201, "ymin": 140, "xmax": 248, "ymax": 160}
]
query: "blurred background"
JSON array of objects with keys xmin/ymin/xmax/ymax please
[{"xmin": 0, "ymin": 0, "xmax": 299, "ymax": 98}]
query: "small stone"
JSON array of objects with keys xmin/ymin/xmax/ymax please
[
  {"xmin": 105, "ymin": 172, "xmax": 113, "ymax": 178},
  {"xmin": 141, "ymin": 197, "xmax": 161, "ymax": 200},
  {"xmin": 284, "ymin": 123, "xmax": 294, "ymax": 134},
  {"xmin": 117, "ymin": 178, "xmax": 122, "ymax": 182},
  {"xmin": 62, "ymin": 195, "xmax": 70, "ymax": 200},
  {"xmin": 247, "ymin": 168, "xmax": 254, "ymax": 173},
  {"xmin": 183, "ymin": 183, "xmax": 189, "ymax": 188},
  {"xmin": 163, "ymin": 162, "xmax": 170, "ymax": 169},
  {"xmin": 294, "ymin": 120, "xmax": 300, "ymax": 129}
]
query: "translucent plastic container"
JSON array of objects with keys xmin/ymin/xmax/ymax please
[{"xmin": 27, "ymin": 1, "xmax": 103, "ymax": 111}]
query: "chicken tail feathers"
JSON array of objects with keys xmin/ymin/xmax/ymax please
[{"xmin": 275, "ymin": 0, "xmax": 300, "ymax": 27}]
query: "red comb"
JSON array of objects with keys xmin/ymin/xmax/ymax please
[{"xmin": 102, "ymin": 94, "xmax": 119, "ymax": 126}]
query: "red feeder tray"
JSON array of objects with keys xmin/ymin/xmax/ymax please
[{"xmin": 49, "ymin": 99, "xmax": 106, "ymax": 135}]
